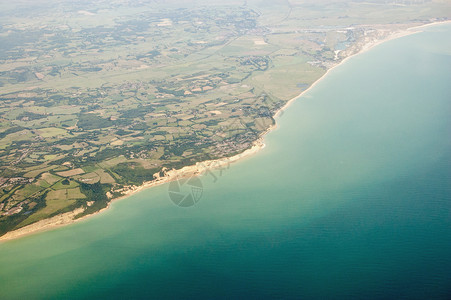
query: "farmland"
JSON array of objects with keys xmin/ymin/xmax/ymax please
[{"xmin": 1, "ymin": 0, "xmax": 450, "ymax": 235}]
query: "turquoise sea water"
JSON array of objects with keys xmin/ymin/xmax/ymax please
[{"xmin": 1, "ymin": 24, "xmax": 450, "ymax": 299}]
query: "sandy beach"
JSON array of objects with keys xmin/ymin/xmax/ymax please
[
  {"xmin": 1, "ymin": 20, "xmax": 448, "ymax": 243},
  {"xmin": 0, "ymin": 139, "xmax": 266, "ymax": 242}
]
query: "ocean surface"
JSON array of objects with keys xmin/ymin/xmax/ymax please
[{"xmin": 1, "ymin": 24, "xmax": 450, "ymax": 299}]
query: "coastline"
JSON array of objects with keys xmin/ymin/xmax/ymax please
[
  {"xmin": 1, "ymin": 20, "xmax": 448, "ymax": 243},
  {"xmin": 0, "ymin": 139, "xmax": 266, "ymax": 242},
  {"xmin": 274, "ymin": 20, "xmax": 451, "ymax": 120}
]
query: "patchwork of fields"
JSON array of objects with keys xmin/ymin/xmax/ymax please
[{"xmin": 1, "ymin": 0, "xmax": 450, "ymax": 235}]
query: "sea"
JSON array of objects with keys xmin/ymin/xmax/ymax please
[{"xmin": 0, "ymin": 23, "xmax": 450, "ymax": 300}]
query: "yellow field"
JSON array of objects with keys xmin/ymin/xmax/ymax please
[
  {"xmin": 37, "ymin": 127, "xmax": 68, "ymax": 138},
  {"xmin": 23, "ymin": 166, "xmax": 57, "ymax": 178},
  {"xmin": 56, "ymin": 168, "xmax": 85, "ymax": 177},
  {"xmin": 41, "ymin": 173, "xmax": 62, "ymax": 185}
]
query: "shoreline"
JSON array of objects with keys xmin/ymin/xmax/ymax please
[
  {"xmin": 1, "ymin": 20, "xmax": 448, "ymax": 243},
  {"xmin": 274, "ymin": 20, "xmax": 451, "ymax": 120},
  {"xmin": 0, "ymin": 139, "xmax": 266, "ymax": 242}
]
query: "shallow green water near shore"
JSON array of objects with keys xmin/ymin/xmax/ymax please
[{"xmin": 1, "ymin": 24, "xmax": 450, "ymax": 299}]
